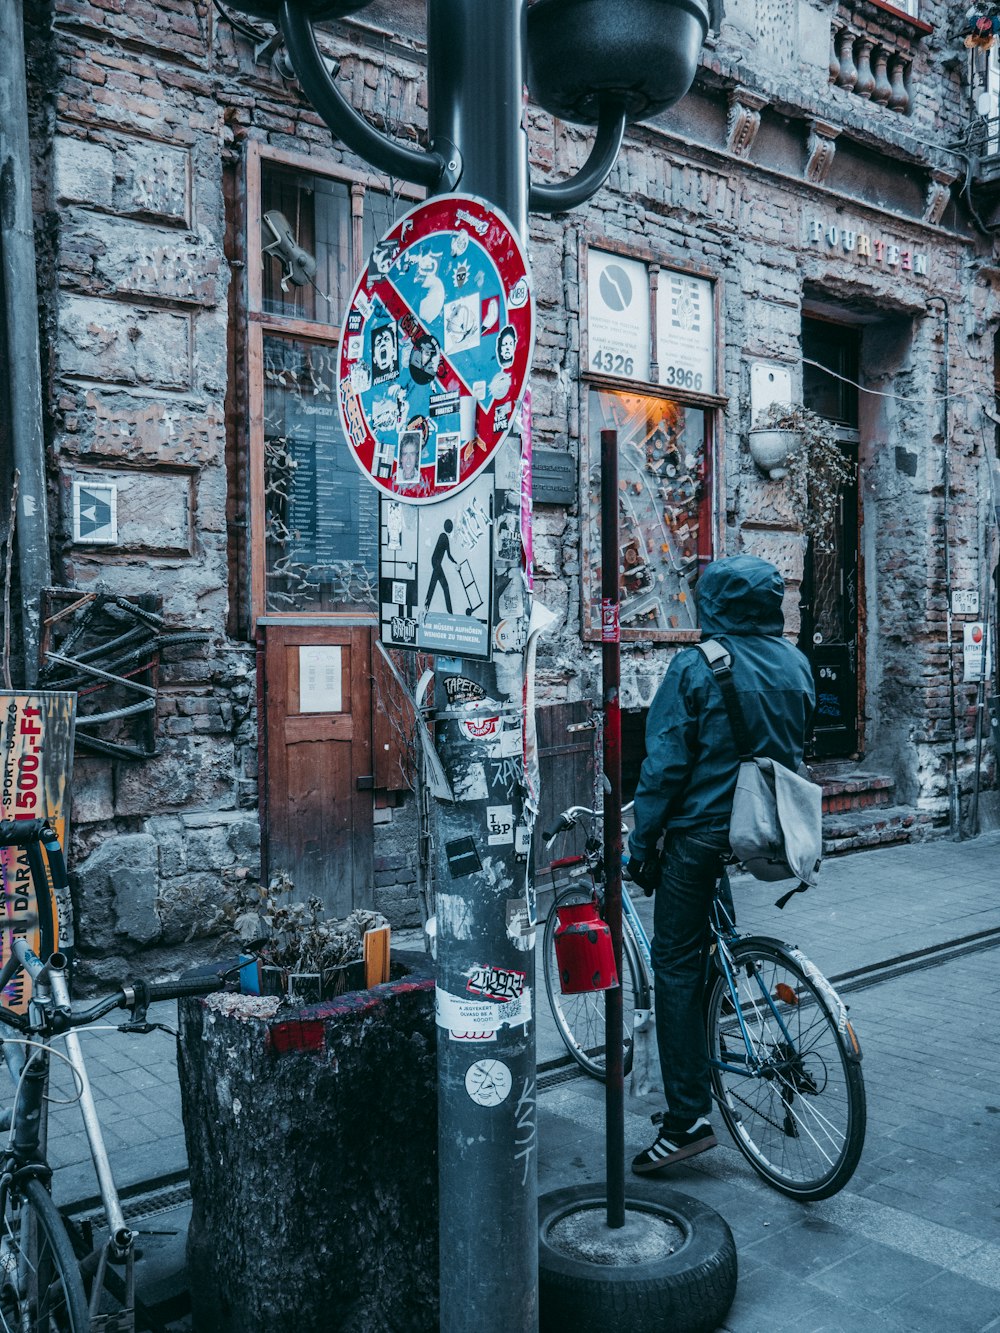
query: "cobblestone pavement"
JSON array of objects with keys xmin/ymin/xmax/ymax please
[
  {"xmin": 37, "ymin": 831, "xmax": 1000, "ymax": 1329},
  {"xmin": 538, "ymin": 830, "xmax": 1000, "ymax": 1332}
]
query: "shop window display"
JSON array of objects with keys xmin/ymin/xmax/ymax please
[{"xmin": 584, "ymin": 388, "xmax": 713, "ymax": 639}]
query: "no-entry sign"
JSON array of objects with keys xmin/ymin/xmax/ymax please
[{"xmin": 337, "ymin": 195, "xmax": 533, "ymax": 504}]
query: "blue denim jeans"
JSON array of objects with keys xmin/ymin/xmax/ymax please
[{"xmin": 651, "ymin": 828, "xmax": 732, "ymax": 1132}]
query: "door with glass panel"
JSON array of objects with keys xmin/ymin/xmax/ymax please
[{"xmin": 800, "ymin": 317, "xmax": 861, "ymax": 758}]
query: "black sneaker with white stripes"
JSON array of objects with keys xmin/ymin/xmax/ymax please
[{"xmin": 631, "ymin": 1113, "xmax": 717, "ymax": 1175}]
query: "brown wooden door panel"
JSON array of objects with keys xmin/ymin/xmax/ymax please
[
  {"xmin": 263, "ymin": 624, "xmax": 373, "ymax": 918},
  {"xmin": 284, "ymin": 715, "xmax": 355, "ymax": 743},
  {"xmin": 533, "ymin": 700, "xmax": 595, "ymax": 876}
]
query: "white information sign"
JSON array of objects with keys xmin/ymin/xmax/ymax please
[
  {"xmin": 586, "ymin": 250, "xmax": 650, "ymax": 381},
  {"xmin": 298, "ymin": 646, "xmax": 343, "ymax": 713},
  {"xmin": 435, "ymin": 984, "xmax": 532, "ymax": 1033},
  {"xmin": 378, "ymin": 469, "xmax": 494, "ymax": 659},
  {"xmin": 963, "ymin": 623, "xmax": 992, "ymax": 683},
  {"xmin": 656, "ymin": 270, "xmax": 715, "ymax": 394},
  {"xmin": 952, "ymin": 590, "xmax": 979, "ymax": 616}
]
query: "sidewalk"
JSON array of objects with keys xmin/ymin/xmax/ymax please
[
  {"xmin": 539, "ymin": 831, "xmax": 1000, "ymax": 1333},
  {"xmin": 45, "ymin": 830, "xmax": 1000, "ymax": 1330}
]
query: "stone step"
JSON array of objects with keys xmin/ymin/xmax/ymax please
[
  {"xmin": 821, "ymin": 803, "xmax": 938, "ymax": 856},
  {"xmin": 808, "ymin": 764, "xmax": 896, "ymax": 815}
]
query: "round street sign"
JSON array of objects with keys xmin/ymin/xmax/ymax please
[{"xmin": 337, "ymin": 194, "xmax": 534, "ymax": 504}]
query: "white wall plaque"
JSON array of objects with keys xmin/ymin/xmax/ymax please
[
  {"xmin": 298, "ymin": 645, "xmax": 343, "ymax": 713},
  {"xmin": 72, "ymin": 480, "xmax": 118, "ymax": 545},
  {"xmin": 750, "ymin": 361, "xmax": 794, "ymax": 419},
  {"xmin": 586, "ymin": 250, "xmax": 650, "ymax": 382},
  {"xmin": 951, "ymin": 590, "xmax": 979, "ymax": 616},
  {"xmin": 656, "ymin": 271, "xmax": 715, "ymax": 394}
]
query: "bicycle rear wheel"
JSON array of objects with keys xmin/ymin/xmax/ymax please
[
  {"xmin": 705, "ymin": 936, "xmax": 866, "ymax": 1202},
  {"xmin": 0, "ymin": 1176, "xmax": 88, "ymax": 1332},
  {"xmin": 543, "ymin": 888, "xmax": 649, "ymax": 1080}
]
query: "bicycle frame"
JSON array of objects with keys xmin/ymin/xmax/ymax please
[
  {"xmin": 0, "ymin": 939, "xmax": 138, "ymax": 1327},
  {"xmin": 547, "ymin": 800, "xmax": 860, "ymax": 1076}
]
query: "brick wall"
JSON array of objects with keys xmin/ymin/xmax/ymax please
[{"xmin": 22, "ymin": 0, "xmax": 996, "ymax": 975}]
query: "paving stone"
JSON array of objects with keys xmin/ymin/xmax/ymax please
[{"xmin": 804, "ymin": 1241, "xmax": 955, "ymax": 1313}]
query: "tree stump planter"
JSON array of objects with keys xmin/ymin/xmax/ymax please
[{"xmin": 178, "ymin": 953, "xmax": 437, "ymax": 1333}]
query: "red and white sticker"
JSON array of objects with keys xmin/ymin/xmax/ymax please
[{"xmin": 338, "ymin": 194, "xmax": 534, "ymax": 505}]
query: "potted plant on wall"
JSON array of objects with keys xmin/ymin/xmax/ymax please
[
  {"xmin": 747, "ymin": 402, "xmax": 856, "ymax": 552},
  {"xmin": 230, "ymin": 870, "xmax": 390, "ymax": 1002}
]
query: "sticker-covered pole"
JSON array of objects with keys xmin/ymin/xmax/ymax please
[
  {"xmin": 600, "ymin": 428, "xmax": 625, "ymax": 1229},
  {"xmin": 425, "ymin": 4, "xmax": 538, "ymax": 1331}
]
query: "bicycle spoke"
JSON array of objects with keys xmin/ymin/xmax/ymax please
[
  {"xmin": 0, "ymin": 1182, "xmax": 87, "ymax": 1332},
  {"xmin": 708, "ymin": 938, "xmax": 865, "ymax": 1202}
]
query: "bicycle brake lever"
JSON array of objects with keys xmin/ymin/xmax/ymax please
[{"xmin": 119, "ymin": 1021, "xmax": 177, "ymax": 1037}]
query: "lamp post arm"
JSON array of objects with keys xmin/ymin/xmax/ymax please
[
  {"xmin": 528, "ymin": 97, "xmax": 627, "ymax": 213},
  {"xmin": 279, "ymin": 2, "xmax": 454, "ymax": 190}
]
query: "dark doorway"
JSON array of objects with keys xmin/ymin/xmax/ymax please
[{"xmin": 800, "ymin": 318, "xmax": 861, "ymax": 758}]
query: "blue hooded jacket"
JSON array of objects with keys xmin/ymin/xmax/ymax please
[{"xmin": 629, "ymin": 556, "xmax": 815, "ymax": 862}]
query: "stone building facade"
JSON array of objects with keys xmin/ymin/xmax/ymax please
[{"xmin": 11, "ymin": 0, "xmax": 1000, "ymax": 978}]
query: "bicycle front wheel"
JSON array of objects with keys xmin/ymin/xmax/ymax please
[
  {"xmin": 543, "ymin": 888, "xmax": 649, "ymax": 1080},
  {"xmin": 706, "ymin": 936, "xmax": 866, "ymax": 1202},
  {"xmin": 0, "ymin": 1176, "xmax": 88, "ymax": 1332}
]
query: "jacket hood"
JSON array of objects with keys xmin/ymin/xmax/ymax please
[{"xmin": 696, "ymin": 556, "xmax": 786, "ymax": 637}]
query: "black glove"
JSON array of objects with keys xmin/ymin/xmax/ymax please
[{"xmin": 623, "ymin": 854, "xmax": 660, "ymax": 897}]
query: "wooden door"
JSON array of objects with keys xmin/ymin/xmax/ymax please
[{"xmin": 262, "ymin": 623, "xmax": 374, "ymax": 917}]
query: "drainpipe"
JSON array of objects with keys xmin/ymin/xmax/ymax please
[
  {"xmin": 929, "ymin": 296, "xmax": 961, "ymax": 838},
  {"xmin": 0, "ymin": 0, "xmax": 51, "ymax": 684}
]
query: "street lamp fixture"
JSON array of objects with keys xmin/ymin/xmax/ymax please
[{"xmin": 526, "ymin": 0, "xmax": 716, "ymax": 124}]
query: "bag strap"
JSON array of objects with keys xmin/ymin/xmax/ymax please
[
  {"xmin": 697, "ymin": 640, "xmax": 815, "ymax": 909},
  {"xmin": 695, "ymin": 640, "xmax": 755, "ymax": 762}
]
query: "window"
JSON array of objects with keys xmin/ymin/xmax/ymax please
[
  {"xmin": 583, "ymin": 388, "xmax": 713, "ymax": 638},
  {"xmin": 245, "ymin": 146, "xmax": 416, "ymax": 620}
]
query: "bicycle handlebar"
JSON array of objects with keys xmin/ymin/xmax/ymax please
[
  {"xmin": 0, "ymin": 820, "xmax": 52, "ymax": 847},
  {"xmin": 542, "ymin": 801, "xmax": 635, "ymax": 846},
  {"xmin": 72, "ymin": 974, "xmax": 223, "ymax": 1026}
]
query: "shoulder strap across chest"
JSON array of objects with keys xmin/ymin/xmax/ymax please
[{"xmin": 696, "ymin": 638, "xmax": 755, "ymax": 762}]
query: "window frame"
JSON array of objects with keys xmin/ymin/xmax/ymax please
[
  {"xmin": 579, "ymin": 236, "xmax": 726, "ymax": 644},
  {"xmin": 245, "ymin": 142, "xmax": 421, "ymax": 624}
]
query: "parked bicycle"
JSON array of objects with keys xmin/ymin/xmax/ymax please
[
  {"xmin": 0, "ymin": 818, "xmax": 221, "ymax": 1331},
  {"xmin": 541, "ymin": 801, "xmax": 867, "ymax": 1202}
]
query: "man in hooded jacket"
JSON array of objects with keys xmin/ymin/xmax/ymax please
[{"xmin": 626, "ymin": 555, "xmax": 815, "ymax": 1173}]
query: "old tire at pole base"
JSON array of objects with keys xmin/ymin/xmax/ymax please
[{"xmin": 538, "ymin": 1184, "xmax": 737, "ymax": 1333}]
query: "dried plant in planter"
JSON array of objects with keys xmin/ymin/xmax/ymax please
[
  {"xmin": 229, "ymin": 870, "xmax": 389, "ymax": 997},
  {"xmin": 750, "ymin": 403, "xmax": 855, "ymax": 553}
]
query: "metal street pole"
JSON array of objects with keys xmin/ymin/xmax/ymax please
[
  {"xmin": 256, "ymin": 3, "xmax": 662, "ymax": 1325},
  {"xmin": 600, "ymin": 428, "xmax": 624, "ymax": 1230},
  {"xmin": 423, "ymin": 7, "xmax": 538, "ymax": 1330}
]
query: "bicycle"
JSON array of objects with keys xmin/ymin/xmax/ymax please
[
  {"xmin": 0, "ymin": 818, "xmax": 222, "ymax": 1331},
  {"xmin": 541, "ymin": 802, "xmax": 867, "ymax": 1202}
]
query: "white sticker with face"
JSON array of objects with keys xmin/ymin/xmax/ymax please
[{"xmin": 465, "ymin": 1058, "xmax": 513, "ymax": 1107}]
